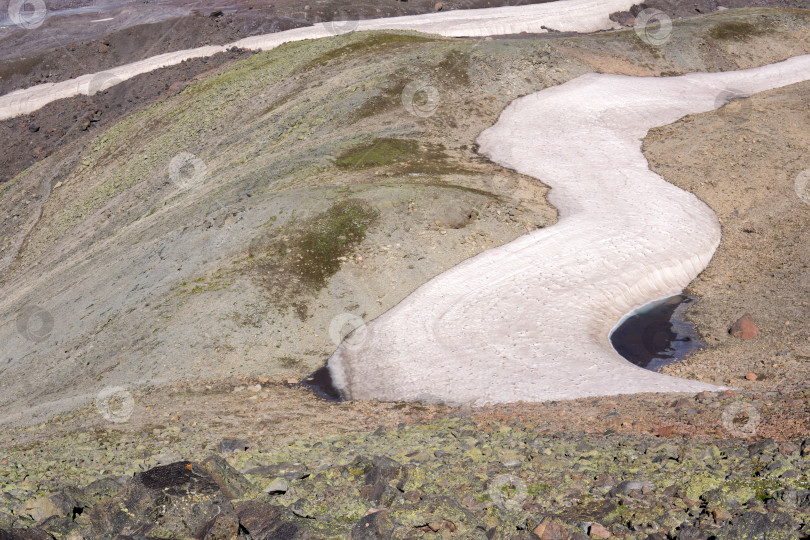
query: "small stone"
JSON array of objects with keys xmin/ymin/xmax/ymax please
[
  {"xmin": 615, "ymin": 480, "xmax": 654, "ymax": 494},
  {"xmin": 589, "ymin": 522, "xmax": 611, "ymax": 538},
  {"xmin": 218, "ymin": 438, "xmax": 248, "ymax": 453},
  {"xmin": 434, "ymin": 2, "xmax": 443, "ymax": 11},
  {"xmin": 248, "ymin": 384, "xmax": 262, "ymax": 392},
  {"xmin": 264, "ymin": 478, "xmax": 289, "ymax": 495},
  {"xmin": 730, "ymin": 313, "xmax": 758, "ymax": 340},
  {"xmin": 745, "ymin": 372, "xmax": 757, "ymax": 381}
]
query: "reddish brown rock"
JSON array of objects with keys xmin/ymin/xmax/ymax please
[
  {"xmin": 589, "ymin": 522, "xmax": 612, "ymax": 539},
  {"xmin": 730, "ymin": 313, "xmax": 758, "ymax": 340},
  {"xmin": 533, "ymin": 518, "xmax": 571, "ymax": 540},
  {"xmin": 745, "ymin": 372, "xmax": 758, "ymax": 381}
]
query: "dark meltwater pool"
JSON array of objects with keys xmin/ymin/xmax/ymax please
[
  {"xmin": 301, "ymin": 366, "xmax": 344, "ymax": 401},
  {"xmin": 610, "ymin": 294, "xmax": 705, "ymax": 372}
]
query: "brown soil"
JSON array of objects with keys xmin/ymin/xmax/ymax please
[{"xmin": 643, "ymin": 80, "xmax": 810, "ymax": 390}]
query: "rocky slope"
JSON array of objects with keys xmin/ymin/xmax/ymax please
[{"xmin": 3, "ymin": 402, "xmax": 810, "ymax": 539}]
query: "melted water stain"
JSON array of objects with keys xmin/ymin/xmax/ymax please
[
  {"xmin": 301, "ymin": 366, "xmax": 344, "ymax": 401},
  {"xmin": 610, "ymin": 294, "xmax": 705, "ymax": 372}
]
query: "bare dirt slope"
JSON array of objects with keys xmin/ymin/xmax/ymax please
[
  {"xmin": 644, "ymin": 80, "xmax": 810, "ymax": 388},
  {"xmin": 2, "ymin": 8, "xmax": 810, "ymax": 427}
]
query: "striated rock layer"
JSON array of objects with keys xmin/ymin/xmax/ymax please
[{"xmin": 329, "ymin": 55, "xmax": 810, "ymax": 405}]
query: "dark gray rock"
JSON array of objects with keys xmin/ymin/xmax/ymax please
[
  {"xmin": 716, "ymin": 510, "xmax": 798, "ymax": 540},
  {"xmin": 198, "ymin": 508, "xmax": 239, "ymax": 540},
  {"xmin": 350, "ymin": 510, "xmax": 396, "ymax": 540},
  {"xmin": 364, "ymin": 456, "xmax": 408, "ymax": 491},
  {"xmin": 78, "ymin": 461, "xmax": 232, "ymax": 539},
  {"xmin": 234, "ymin": 500, "xmax": 300, "ymax": 540},
  {"xmin": 612, "ymin": 480, "xmax": 654, "ymax": 495},
  {"xmin": 82, "ymin": 477, "xmax": 126, "ymax": 504},
  {"xmin": 676, "ymin": 526, "xmax": 707, "ymax": 539},
  {"xmin": 748, "ymin": 439, "xmax": 777, "ymax": 458},
  {"xmin": 36, "ymin": 516, "xmax": 77, "ymax": 539},
  {"xmin": 244, "ymin": 462, "xmax": 309, "ymax": 480},
  {"xmin": 777, "ymin": 489, "xmax": 810, "ymax": 507},
  {"xmin": 198, "ymin": 454, "xmax": 255, "ymax": 500},
  {"xmin": 0, "ymin": 513, "xmax": 18, "ymax": 530},
  {"xmin": 0, "ymin": 528, "xmax": 53, "ymax": 540}
]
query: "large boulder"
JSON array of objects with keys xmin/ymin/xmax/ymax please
[
  {"xmin": 0, "ymin": 529, "xmax": 53, "ymax": 540},
  {"xmin": 78, "ymin": 461, "xmax": 234, "ymax": 538},
  {"xmin": 234, "ymin": 501, "xmax": 302, "ymax": 540}
]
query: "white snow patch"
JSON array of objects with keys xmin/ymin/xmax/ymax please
[
  {"xmin": 0, "ymin": 0, "xmax": 635, "ymax": 120},
  {"xmin": 328, "ymin": 54, "xmax": 810, "ymax": 405}
]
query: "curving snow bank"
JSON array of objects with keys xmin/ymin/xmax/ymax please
[
  {"xmin": 0, "ymin": 0, "xmax": 635, "ymax": 120},
  {"xmin": 328, "ymin": 54, "xmax": 810, "ymax": 405}
]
